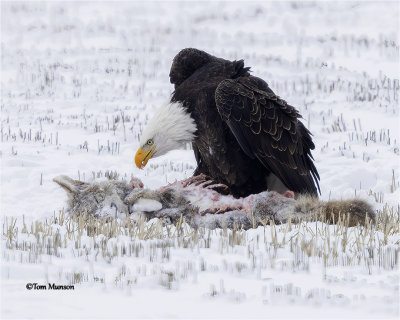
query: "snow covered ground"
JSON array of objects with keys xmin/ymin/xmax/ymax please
[{"xmin": 1, "ymin": 1, "xmax": 399, "ymax": 319}]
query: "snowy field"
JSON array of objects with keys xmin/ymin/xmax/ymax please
[{"xmin": 1, "ymin": 1, "xmax": 399, "ymax": 319}]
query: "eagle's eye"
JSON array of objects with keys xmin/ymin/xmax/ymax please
[{"xmin": 146, "ymin": 139, "xmax": 154, "ymax": 146}]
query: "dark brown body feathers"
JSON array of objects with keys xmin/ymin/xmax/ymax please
[{"xmin": 170, "ymin": 48, "xmax": 320, "ymax": 197}]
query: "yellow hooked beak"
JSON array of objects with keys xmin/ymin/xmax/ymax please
[{"xmin": 135, "ymin": 147, "xmax": 155, "ymax": 169}]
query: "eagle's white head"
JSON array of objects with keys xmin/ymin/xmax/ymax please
[{"xmin": 135, "ymin": 102, "xmax": 197, "ymax": 169}]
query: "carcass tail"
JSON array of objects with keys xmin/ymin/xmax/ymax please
[{"xmin": 295, "ymin": 195, "xmax": 375, "ymax": 227}]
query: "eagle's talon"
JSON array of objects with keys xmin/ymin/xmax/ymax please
[
  {"xmin": 205, "ymin": 183, "xmax": 230, "ymax": 195},
  {"xmin": 205, "ymin": 183, "xmax": 228, "ymax": 190},
  {"xmin": 182, "ymin": 173, "xmax": 212, "ymax": 187},
  {"xmin": 196, "ymin": 180, "xmax": 215, "ymax": 188}
]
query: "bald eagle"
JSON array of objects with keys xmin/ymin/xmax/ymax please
[{"xmin": 135, "ymin": 48, "xmax": 320, "ymax": 198}]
